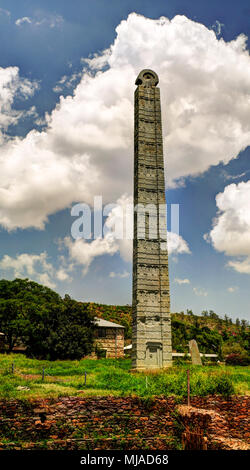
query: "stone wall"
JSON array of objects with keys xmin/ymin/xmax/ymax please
[
  {"xmin": 183, "ymin": 395, "xmax": 250, "ymax": 449},
  {"xmin": 0, "ymin": 396, "xmax": 249, "ymax": 450},
  {"xmin": 94, "ymin": 327, "xmax": 124, "ymax": 358}
]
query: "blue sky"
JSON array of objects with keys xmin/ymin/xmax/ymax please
[{"xmin": 0, "ymin": 0, "xmax": 249, "ymax": 320}]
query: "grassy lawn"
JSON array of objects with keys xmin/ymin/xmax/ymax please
[{"xmin": 0, "ymin": 353, "xmax": 249, "ymax": 400}]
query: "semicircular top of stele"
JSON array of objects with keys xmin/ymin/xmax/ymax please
[{"xmin": 135, "ymin": 69, "xmax": 159, "ymax": 87}]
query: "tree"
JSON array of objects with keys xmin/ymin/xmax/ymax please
[
  {"xmin": 48, "ymin": 298, "xmax": 95, "ymax": 360},
  {"xmin": 23, "ymin": 296, "xmax": 95, "ymax": 360},
  {"xmin": 201, "ymin": 310, "xmax": 209, "ymax": 317},
  {"xmin": 222, "ymin": 342, "xmax": 247, "ymax": 357},
  {"xmin": 171, "ymin": 320, "xmax": 187, "ymax": 352},
  {"xmin": 208, "ymin": 310, "xmax": 219, "ymax": 320},
  {"xmin": 194, "ymin": 316, "xmax": 200, "ymax": 329},
  {"xmin": 0, "ymin": 298, "xmax": 22, "ymax": 351},
  {"xmin": 195, "ymin": 327, "xmax": 222, "ymax": 356},
  {"xmin": 0, "ymin": 278, "xmax": 61, "ymax": 351},
  {"xmin": 241, "ymin": 319, "xmax": 248, "ymax": 331},
  {"xmin": 0, "ymin": 278, "xmax": 95, "ymax": 359}
]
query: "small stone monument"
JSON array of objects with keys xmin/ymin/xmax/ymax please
[{"xmin": 189, "ymin": 339, "xmax": 202, "ymax": 365}]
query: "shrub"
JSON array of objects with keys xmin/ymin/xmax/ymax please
[
  {"xmin": 222, "ymin": 342, "xmax": 247, "ymax": 357},
  {"xmin": 214, "ymin": 373, "xmax": 234, "ymax": 396},
  {"xmin": 225, "ymin": 353, "xmax": 250, "ymax": 366},
  {"xmin": 95, "ymin": 344, "xmax": 107, "ymax": 359}
]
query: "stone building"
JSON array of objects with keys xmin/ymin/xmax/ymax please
[
  {"xmin": 0, "ymin": 318, "xmax": 125, "ymax": 358},
  {"xmin": 132, "ymin": 69, "xmax": 172, "ymax": 370},
  {"xmin": 94, "ymin": 317, "xmax": 124, "ymax": 358}
]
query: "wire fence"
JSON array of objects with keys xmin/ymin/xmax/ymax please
[{"xmin": 0, "ymin": 363, "xmax": 192, "ymax": 403}]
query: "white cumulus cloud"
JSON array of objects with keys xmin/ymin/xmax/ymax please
[
  {"xmin": 205, "ymin": 180, "xmax": 250, "ymax": 273},
  {"xmin": 0, "ymin": 13, "xmax": 250, "ymax": 231},
  {"xmin": 0, "ymin": 252, "xmax": 56, "ymax": 288},
  {"xmin": 64, "ymin": 235, "xmax": 119, "ymax": 276},
  {"xmin": 15, "ymin": 17, "xmax": 32, "ymax": 26},
  {"xmin": 109, "ymin": 271, "xmax": 130, "ymax": 278},
  {"xmin": 0, "ymin": 8, "xmax": 10, "ymax": 17},
  {"xmin": 174, "ymin": 278, "xmax": 190, "ymax": 284},
  {"xmin": 63, "ymin": 193, "xmax": 190, "ymax": 275},
  {"xmin": 227, "ymin": 286, "xmax": 238, "ymax": 293},
  {"xmin": 15, "ymin": 14, "xmax": 63, "ymax": 28},
  {"xmin": 56, "ymin": 267, "xmax": 72, "ymax": 282},
  {"xmin": 193, "ymin": 287, "xmax": 208, "ymax": 297},
  {"xmin": 167, "ymin": 232, "xmax": 191, "ymax": 255},
  {"xmin": 0, "ymin": 66, "xmax": 38, "ymax": 136}
]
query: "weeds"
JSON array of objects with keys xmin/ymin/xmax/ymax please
[{"xmin": 0, "ymin": 353, "xmax": 248, "ymax": 399}]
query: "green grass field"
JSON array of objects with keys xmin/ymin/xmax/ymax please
[{"xmin": 0, "ymin": 353, "xmax": 249, "ymax": 400}]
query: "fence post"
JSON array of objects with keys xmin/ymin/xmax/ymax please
[{"xmin": 187, "ymin": 369, "xmax": 190, "ymax": 406}]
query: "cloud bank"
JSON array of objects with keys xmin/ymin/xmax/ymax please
[
  {"xmin": 0, "ymin": 66, "xmax": 38, "ymax": 137},
  {"xmin": 205, "ymin": 180, "xmax": 250, "ymax": 273},
  {"xmin": 0, "ymin": 252, "xmax": 56, "ymax": 288},
  {"xmin": 0, "ymin": 13, "xmax": 249, "ymax": 232},
  {"xmin": 64, "ymin": 194, "xmax": 191, "ymax": 275},
  {"xmin": 0, "ymin": 251, "xmax": 72, "ymax": 288}
]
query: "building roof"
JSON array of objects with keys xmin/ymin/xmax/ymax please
[{"xmin": 94, "ymin": 317, "xmax": 124, "ymax": 329}]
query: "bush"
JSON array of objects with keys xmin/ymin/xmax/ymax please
[
  {"xmin": 213, "ymin": 373, "xmax": 234, "ymax": 396},
  {"xmin": 95, "ymin": 344, "xmax": 107, "ymax": 359},
  {"xmin": 222, "ymin": 342, "xmax": 247, "ymax": 357},
  {"xmin": 92, "ymin": 366, "xmax": 235, "ymax": 397},
  {"xmin": 173, "ymin": 354, "xmax": 191, "ymax": 366},
  {"xmin": 225, "ymin": 353, "xmax": 250, "ymax": 366}
]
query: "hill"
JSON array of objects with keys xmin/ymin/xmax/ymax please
[{"xmin": 85, "ymin": 302, "xmax": 249, "ymax": 359}]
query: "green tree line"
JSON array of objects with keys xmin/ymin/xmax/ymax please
[
  {"xmin": 0, "ymin": 279, "xmax": 95, "ymax": 359},
  {"xmin": 0, "ymin": 278, "xmax": 249, "ymax": 362}
]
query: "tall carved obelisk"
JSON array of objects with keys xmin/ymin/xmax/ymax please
[{"xmin": 132, "ymin": 69, "xmax": 172, "ymax": 369}]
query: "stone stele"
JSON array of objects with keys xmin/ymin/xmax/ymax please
[
  {"xmin": 189, "ymin": 339, "xmax": 202, "ymax": 365},
  {"xmin": 132, "ymin": 69, "xmax": 172, "ymax": 370}
]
